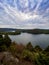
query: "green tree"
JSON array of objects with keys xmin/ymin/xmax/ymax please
[
  {"xmin": 0, "ymin": 35, "xmax": 4, "ymax": 46},
  {"xmin": 3, "ymin": 35, "xmax": 11, "ymax": 47},
  {"xmin": 44, "ymin": 46, "xmax": 49, "ymax": 52},
  {"xmin": 44, "ymin": 46, "xmax": 49, "ymax": 56},
  {"xmin": 34, "ymin": 45, "xmax": 42, "ymax": 52},
  {"xmin": 0, "ymin": 35, "xmax": 7, "ymax": 51},
  {"xmin": 26, "ymin": 42, "xmax": 34, "ymax": 51}
]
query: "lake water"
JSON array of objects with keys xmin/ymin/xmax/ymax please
[{"xmin": 9, "ymin": 33, "xmax": 49, "ymax": 49}]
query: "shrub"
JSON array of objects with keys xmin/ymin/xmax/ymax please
[
  {"xmin": 9, "ymin": 42, "xmax": 25, "ymax": 58},
  {"xmin": 34, "ymin": 52, "xmax": 49, "ymax": 65},
  {"xmin": 21, "ymin": 50, "xmax": 34, "ymax": 62},
  {"xmin": 0, "ymin": 45, "xmax": 7, "ymax": 51}
]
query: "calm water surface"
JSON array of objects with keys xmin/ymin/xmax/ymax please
[{"xmin": 9, "ymin": 33, "xmax": 49, "ymax": 49}]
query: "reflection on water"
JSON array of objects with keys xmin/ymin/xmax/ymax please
[{"xmin": 9, "ymin": 33, "xmax": 49, "ymax": 49}]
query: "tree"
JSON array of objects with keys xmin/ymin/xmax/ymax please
[
  {"xmin": 3, "ymin": 34, "xmax": 11, "ymax": 47},
  {"xmin": 26, "ymin": 42, "xmax": 34, "ymax": 51},
  {"xmin": 44, "ymin": 46, "xmax": 49, "ymax": 52},
  {"xmin": 34, "ymin": 45, "xmax": 42, "ymax": 52},
  {"xmin": 0, "ymin": 35, "xmax": 4, "ymax": 46}
]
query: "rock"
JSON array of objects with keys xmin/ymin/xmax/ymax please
[{"xmin": 0, "ymin": 52, "xmax": 19, "ymax": 65}]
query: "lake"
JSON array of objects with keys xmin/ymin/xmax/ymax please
[{"xmin": 9, "ymin": 33, "xmax": 49, "ymax": 49}]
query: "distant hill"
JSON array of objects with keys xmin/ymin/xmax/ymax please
[
  {"xmin": 0, "ymin": 28, "xmax": 49, "ymax": 34},
  {"xmin": 0, "ymin": 28, "xmax": 16, "ymax": 32},
  {"xmin": 15, "ymin": 29, "xmax": 49, "ymax": 34}
]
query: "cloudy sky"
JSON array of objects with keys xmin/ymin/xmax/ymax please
[{"xmin": 0, "ymin": 0, "xmax": 49, "ymax": 29}]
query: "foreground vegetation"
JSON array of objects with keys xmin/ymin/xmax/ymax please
[{"xmin": 0, "ymin": 35, "xmax": 49, "ymax": 65}]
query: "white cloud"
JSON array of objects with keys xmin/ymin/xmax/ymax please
[
  {"xmin": 0, "ymin": 2, "xmax": 41, "ymax": 22},
  {"xmin": 0, "ymin": 0, "xmax": 49, "ymax": 29}
]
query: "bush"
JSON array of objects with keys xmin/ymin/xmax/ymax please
[
  {"xmin": 34, "ymin": 52, "xmax": 49, "ymax": 65},
  {"xmin": 9, "ymin": 42, "xmax": 25, "ymax": 58},
  {"xmin": 9, "ymin": 43, "xmax": 17, "ymax": 57},
  {"xmin": 21, "ymin": 50, "xmax": 34, "ymax": 62},
  {"xmin": 0, "ymin": 45, "xmax": 7, "ymax": 51}
]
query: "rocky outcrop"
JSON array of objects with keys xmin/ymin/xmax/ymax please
[{"xmin": 0, "ymin": 52, "xmax": 19, "ymax": 65}]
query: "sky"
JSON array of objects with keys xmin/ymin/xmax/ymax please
[{"xmin": 0, "ymin": 0, "xmax": 49, "ymax": 29}]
